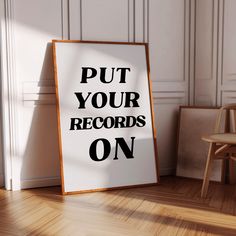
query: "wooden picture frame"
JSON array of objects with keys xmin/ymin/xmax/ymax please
[
  {"xmin": 176, "ymin": 106, "xmax": 223, "ymax": 182},
  {"xmin": 52, "ymin": 40, "xmax": 159, "ymax": 194}
]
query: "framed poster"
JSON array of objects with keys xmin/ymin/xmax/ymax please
[
  {"xmin": 52, "ymin": 40, "xmax": 159, "ymax": 194},
  {"xmin": 176, "ymin": 106, "xmax": 222, "ymax": 182}
]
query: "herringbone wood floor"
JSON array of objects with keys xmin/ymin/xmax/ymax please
[{"xmin": 0, "ymin": 177, "xmax": 236, "ymax": 236}]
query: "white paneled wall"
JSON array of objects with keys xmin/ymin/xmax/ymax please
[{"xmin": 0, "ymin": 0, "xmax": 236, "ymax": 189}]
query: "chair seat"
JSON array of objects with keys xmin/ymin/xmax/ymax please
[{"xmin": 202, "ymin": 133, "xmax": 236, "ymax": 144}]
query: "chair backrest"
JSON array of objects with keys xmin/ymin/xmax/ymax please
[{"xmin": 214, "ymin": 104, "xmax": 236, "ymax": 133}]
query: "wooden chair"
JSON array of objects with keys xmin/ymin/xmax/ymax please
[{"xmin": 201, "ymin": 104, "xmax": 236, "ymax": 198}]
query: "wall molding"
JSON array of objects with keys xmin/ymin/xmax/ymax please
[
  {"xmin": 61, "ymin": 0, "xmax": 69, "ymax": 39},
  {"xmin": 153, "ymin": 92, "xmax": 185, "ymax": 99},
  {"xmin": 20, "ymin": 169, "xmax": 177, "ymax": 188},
  {"xmin": 21, "ymin": 176, "xmax": 61, "ymax": 189},
  {"xmin": 69, "ymin": 0, "xmax": 81, "ymax": 39},
  {"xmin": 189, "ymin": 0, "xmax": 196, "ymax": 105},
  {"xmin": 0, "ymin": 0, "xmax": 21, "ymax": 190},
  {"xmin": 20, "ymin": 170, "xmax": 177, "ymax": 188},
  {"xmin": 217, "ymin": 0, "xmax": 224, "ymax": 105},
  {"xmin": 23, "ymin": 81, "xmax": 56, "ymax": 104},
  {"xmin": 217, "ymin": 0, "xmax": 236, "ymax": 105},
  {"xmin": 222, "ymin": 92, "xmax": 236, "ymax": 105},
  {"xmin": 22, "ymin": 81, "xmax": 187, "ymax": 104},
  {"xmin": 194, "ymin": 0, "xmax": 218, "ymax": 106},
  {"xmin": 0, "ymin": 173, "xmax": 3, "ymax": 187},
  {"xmin": 0, "ymin": 1, "xmax": 5, "ymax": 189},
  {"xmin": 160, "ymin": 167, "xmax": 175, "ymax": 176},
  {"xmin": 195, "ymin": 0, "xmax": 215, "ymax": 81},
  {"xmin": 148, "ymin": 0, "xmax": 190, "ymax": 84},
  {"xmin": 134, "ymin": 0, "xmax": 144, "ymax": 42}
]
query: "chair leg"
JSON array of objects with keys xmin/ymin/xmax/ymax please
[{"xmin": 201, "ymin": 143, "xmax": 215, "ymax": 198}]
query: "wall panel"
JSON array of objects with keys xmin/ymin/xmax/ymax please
[
  {"xmin": 222, "ymin": 0, "xmax": 236, "ymax": 83},
  {"xmin": 219, "ymin": 0, "xmax": 236, "ymax": 104},
  {"xmin": 222, "ymin": 92, "xmax": 236, "ymax": 105},
  {"xmin": 70, "ymin": 0, "xmax": 134, "ymax": 41},
  {"xmin": 153, "ymin": 97, "xmax": 185, "ymax": 175},
  {"xmin": 149, "ymin": 0, "xmax": 186, "ymax": 83},
  {"xmin": 12, "ymin": 0, "xmax": 63, "ymax": 189},
  {"xmin": 194, "ymin": 0, "xmax": 218, "ymax": 106}
]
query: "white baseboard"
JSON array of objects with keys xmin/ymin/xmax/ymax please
[
  {"xmin": 21, "ymin": 176, "xmax": 61, "ymax": 189},
  {"xmin": 19, "ymin": 168, "xmax": 175, "ymax": 190},
  {"xmin": 160, "ymin": 167, "xmax": 176, "ymax": 176},
  {"xmin": 0, "ymin": 173, "xmax": 4, "ymax": 187}
]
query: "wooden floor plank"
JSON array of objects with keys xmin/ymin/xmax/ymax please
[{"xmin": 0, "ymin": 176, "xmax": 236, "ymax": 235}]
